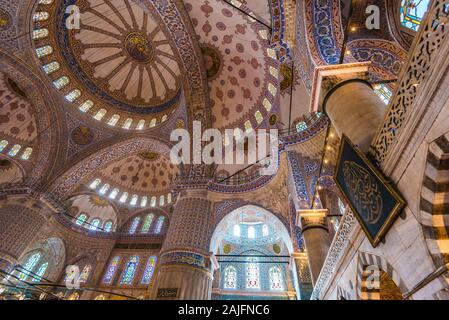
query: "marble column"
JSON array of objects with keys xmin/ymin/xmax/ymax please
[
  {"xmin": 296, "ymin": 209, "xmax": 330, "ymax": 285},
  {"xmin": 151, "ymin": 188, "xmax": 214, "ymax": 300},
  {"xmin": 324, "ymin": 80, "xmax": 386, "ymax": 153}
]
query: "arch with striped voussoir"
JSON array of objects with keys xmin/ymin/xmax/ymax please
[
  {"xmin": 420, "ymin": 133, "xmax": 449, "ymax": 279},
  {"xmin": 356, "ymin": 252, "xmax": 407, "ymax": 300}
]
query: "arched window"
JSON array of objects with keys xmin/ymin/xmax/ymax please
[
  {"xmin": 0, "ymin": 140, "xmax": 8, "ymax": 151},
  {"xmin": 79, "ymin": 264, "xmax": 92, "ymax": 283},
  {"xmin": 269, "ymin": 266, "xmax": 283, "ymax": 290},
  {"xmin": 141, "ymin": 214, "xmax": 154, "ymax": 233},
  {"xmin": 121, "ymin": 256, "xmax": 140, "ymax": 285},
  {"xmin": 136, "ymin": 119, "xmax": 145, "ymax": 130},
  {"xmin": 108, "ymin": 114, "xmax": 120, "ymax": 126},
  {"xmin": 263, "ymin": 97, "xmax": 272, "ymax": 112},
  {"xmin": 129, "ymin": 216, "xmax": 141, "ymax": 234},
  {"xmin": 65, "ymin": 89, "xmax": 81, "ymax": 102},
  {"xmin": 233, "ymin": 225, "xmax": 241, "ymax": 237},
  {"xmin": 141, "ymin": 256, "xmax": 157, "ymax": 284},
  {"xmin": 109, "ymin": 188, "xmax": 119, "ymax": 199},
  {"xmin": 400, "ymin": 0, "xmax": 430, "ymax": 31},
  {"xmin": 99, "ymin": 183, "xmax": 110, "ymax": 195},
  {"xmin": 75, "ymin": 213, "xmax": 88, "ymax": 226},
  {"xmin": 149, "ymin": 118, "xmax": 157, "ymax": 127},
  {"xmin": 93, "ymin": 109, "xmax": 106, "ymax": 121},
  {"xmin": 89, "ymin": 178, "xmax": 101, "ymax": 189},
  {"xmin": 122, "ymin": 118, "xmax": 133, "ymax": 129},
  {"xmin": 42, "ymin": 61, "xmax": 59, "ymax": 74},
  {"xmin": 53, "ymin": 76, "xmax": 69, "ymax": 90},
  {"xmin": 154, "ymin": 216, "xmax": 165, "ymax": 234},
  {"xmin": 104, "ymin": 220, "xmax": 113, "ymax": 232},
  {"xmin": 130, "ymin": 194, "xmax": 138, "ymax": 206},
  {"xmin": 32, "ymin": 262, "xmax": 48, "ymax": 283},
  {"xmin": 19, "ymin": 253, "xmax": 41, "ymax": 281},
  {"xmin": 296, "ymin": 121, "xmax": 307, "ymax": 132},
  {"xmin": 79, "ymin": 100, "xmax": 93, "ymax": 113},
  {"xmin": 103, "ymin": 256, "xmax": 120, "ymax": 284},
  {"xmin": 140, "ymin": 196, "xmax": 148, "ymax": 207},
  {"xmin": 224, "ymin": 266, "xmax": 237, "ymax": 289},
  {"xmin": 255, "ymin": 110, "xmax": 263, "ymax": 124},
  {"xmin": 119, "ymin": 192, "xmax": 128, "ymax": 203},
  {"xmin": 32, "ymin": 28, "xmax": 49, "ymax": 40},
  {"xmin": 159, "ymin": 195, "xmax": 165, "ymax": 206},
  {"xmin": 8, "ymin": 144, "xmax": 21, "ymax": 157},
  {"xmin": 33, "ymin": 12, "xmax": 49, "ymax": 21},
  {"xmin": 36, "ymin": 45, "xmax": 53, "ymax": 58},
  {"xmin": 262, "ymin": 224, "xmax": 269, "ymax": 237},
  {"xmin": 244, "ymin": 120, "xmax": 253, "ymax": 133},
  {"xmin": 246, "ymin": 258, "xmax": 260, "ymax": 289},
  {"xmin": 38, "ymin": 0, "xmax": 53, "ymax": 3},
  {"xmin": 150, "ymin": 196, "xmax": 157, "ymax": 207},
  {"xmin": 161, "ymin": 115, "xmax": 167, "ymax": 122},
  {"xmin": 20, "ymin": 147, "xmax": 33, "ymax": 160},
  {"xmin": 167, "ymin": 193, "xmax": 172, "ymax": 204},
  {"xmin": 89, "ymin": 218, "xmax": 101, "ymax": 230},
  {"xmin": 248, "ymin": 226, "xmax": 255, "ymax": 239}
]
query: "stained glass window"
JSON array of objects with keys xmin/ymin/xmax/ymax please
[
  {"xmin": 155, "ymin": 216, "xmax": 165, "ymax": 234},
  {"xmin": 32, "ymin": 262, "xmax": 48, "ymax": 283},
  {"xmin": 296, "ymin": 121, "xmax": 307, "ymax": 132},
  {"xmin": 89, "ymin": 178, "xmax": 101, "ymax": 189},
  {"xmin": 76, "ymin": 214, "xmax": 87, "ymax": 226},
  {"xmin": 374, "ymin": 84, "xmax": 393, "ymax": 105},
  {"xmin": 159, "ymin": 195, "xmax": 165, "ymax": 206},
  {"xmin": 122, "ymin": 118, "xmax": 132, "ymax": 129},
  {"xmin": 20, "ymin": 147, "xmax": 33, "ymax": 160},
  {"xmin": 104, "ymin": 221, "xmax": 113, "ymax": 232},
  {"xmin": 141, "ymin": 214, "xmax": 154, "ymax": 233},
  {"xmin": 224, "ymin": 266, "xmax": 237, "ymax": 289},
  {"xmin": 137, "ymin": 120, "xmax": 145, "ymax": 130},
  {"xmin": 109, "ymin": 188, "xmax": 119, "ymax": 200},
  {"xmin": 79, "ymin": 100, "xmax": 93, "ymax": 113},
  {"xmin": 129, "ymin": 216, "xmax": 140, "ymax": 234},
  {"xmin": 42, "ymin": 61, "xmax": 60, "ymax": 74},
  {"xmin": 269, "ymin": 266, "xmax": 283, "ymax": 290},
  {"xmin": 121, "ymin": 256, "xmax": 140, "ymax": 285},
  {"xmin": 269, "ymin": 66, "xmax": 279, "ymax": 79},
  {"xmin": 150, "ymin": 196, "xmax": 157, "ymax": 207},
  {"xmin": 255, "ymin": 111, "xmax": 263, "ymax": 124},
  {"xmin": 33, "ymin": 12, "xmax": 49, "ymax": 21},
  {"xmin": 108, "ymin": 114, "xmax": 120, "ymax": 126},
  {"xmin": 268, "ymin": 83, "xmax": 277, "ymax": 97},
  {"xmin": 263, "ymin": 98, "xmax": 272, "ymax": 112},
  {"xmin": 248, "ymin": 226, "xmax": 255, "ymax": 239},
  {"xmin": 150, "ymin": 118, "xmax": 157, "ymax": 127},
  {"xmin": 79, "ymin": 264, "xmax": 91, "ymax": 283},
  {"xmin": 400, "ymin": 0, "xmax": 430, "ymax": 31},
  {"xmin": 65, "ymin": 89, "xmax": 81, "ymax": 102},
  {"xmin": 244, "ymin": 120, "xmax": 253, "ymax": 133},
  {"xmin": 19, "ymin": 253, "xmax": 41, "ymax": 281},
  {"xmin": 233, "ymin": 225, "xmax": 241, "ymax": 237},
  {"xmin": 130, "ymin": 194, "xmax": 138, "ymax": 206},
  {"xmin": 262, "ymin": 224, "xmax": 269, "ymax": 237},
  {"xmin": 140, "ymin": 196, "xmax": 148, "ymax": 207},
  {"xmin": 53, "ymin": 76, "xmax": 69, "ymax": 90},
  {"xmin": 103, "ymin": 256, "xmax": 120, "ymax": 284},
  {"xmin": 99, "ymin": 183, "xmax": 110, "ymax": 195},
  {"xmin": 119, "ymin": 192, "xmax": 128, "ymax": 203},
  {"xmin": 38, "ymin": 0, "xmax": 53, "ymax": 3},
  {"xmin": 141, "ymin": 256, "xmax": 157, "ymax": 284},
  {"xmin": 167, "ymin": 193, "xmax": 172, "ymax": 204},
  {"xmin": 32, "ymin": 28, "xmax": 49, "ymax": 40},
  {"xmin": 8, "ymin": 144, "xmax": 21, "ymax": 157},
  {"xmin": 246, "ymin": 258, "xmax": 260, "ymax": 289},
  {"xmin": 93, "ymin": 109, "xmax": 106, "ymax": 121},
  {"xmin": 338, "ymin": 198, "xmax": 346, "ymax": 214},
  {"xmin": 36, "ymin": 45, "xmax": 53, "ymax": 58},
  {"xmin": 89, "ymin": 218, "xmax": 101, "ymax": 230},
  {"xmin": 0, "ymin": 140, "xmax": 8, "ymax": 152}
]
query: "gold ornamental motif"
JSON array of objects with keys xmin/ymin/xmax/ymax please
[{"xmin": 343, "ymin": 161, "xmax": 383, "ymax": 224}]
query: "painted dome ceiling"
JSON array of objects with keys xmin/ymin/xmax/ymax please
[
  {"xmin": 32, "ymin": 0, "xmax": 182, "ymax": 129},
  {"xmin": 185, "ymin": 0, "xmax": 279, "ymax": 131},
  {"xmin": 94, "ymin": 151, "xmax": 178, "ymax": 197}
]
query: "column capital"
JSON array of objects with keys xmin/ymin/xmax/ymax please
[
  {"xmin": 296, "ymin": 209, "xmax": 329, "ymax": 231},
  {"xmin": 310, "ymin": 62, "xmax": 371, "ymax": 113}
]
